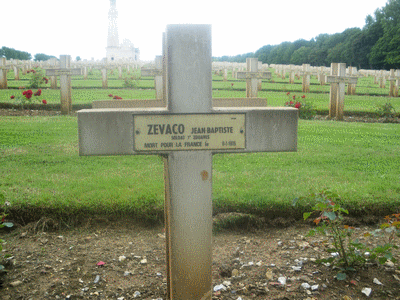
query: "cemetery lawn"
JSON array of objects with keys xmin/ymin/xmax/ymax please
[{"xmin": 1, "ymin": 114, "xmax": 399, "ymax": 224}]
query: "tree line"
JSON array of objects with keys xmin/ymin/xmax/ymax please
[
  {"xmin": 214, "ymin": 0, "xmax": 400, "ymax": 70},
  {"xmin": 0, "ymin": 47, "xmax": 57, "ymax": 62}
]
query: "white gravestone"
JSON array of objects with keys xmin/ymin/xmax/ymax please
[
  {"xmin": 46, "ymin": 55, "xmax": 82, "ymax": 115},
  {"xmin": 347, "ymin": 66, "xmax": 358, "ymax": 95},
  {"xmin": 0, "ymin": 58, "xmax": 11, "ymax": 89},
  {"xmin": 46, "ymin": 58, "xmax": 59, "ymax": 89},
  {"xmin": 388, "ymin": 69, "xmax": 400, "ymax": 97},
  {"xmin": 78, "ymin": 25, "xmax": 297, "ymax": 300},
  {"xmin": 141, "ymin": 56, "xmax": 163, "ymax": 100},
  {"xmin": 326, "ymin": 63, "xmax": 358, "ymax": 120},
  {"xmin": 13, "ymin": 64, "xmax": 20, "ymax": 81},
  {"xmin": 300, "ymin": 64, "xmax": 311, "ymax": 93},
  {"xmin": 236, "ymin": 58, "xmax": 271, "ymax": 97}
]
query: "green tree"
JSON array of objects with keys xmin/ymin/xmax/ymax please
[
  {"xmin": 369, "ymin": 0, "xmax": 400, "ymax": 68},
  {"xmin": 0, "ymin": 47, "xmax": 31, "ymax": 60},
  {"xmin": 34, "ymin": 53, "xmax": 57, "ymax": 61},
  {"xmin": 290, "ymin": 46, "xmax": 312, "ymax": 65},
  {"xmin": 255, "ymin": 45, "xmax": 274, "ymax": 63},
  {"xmin": 327, "ymin": 42, "xmax": 345, "ymax": 63},
  {"xmin": 385, "ymin": 24, "xmax": 400, "ymax": 67}
]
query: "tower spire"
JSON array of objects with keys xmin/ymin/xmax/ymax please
[{"xmin": 107, "ymin": 0, "xmax": 119, "ymax": 48}]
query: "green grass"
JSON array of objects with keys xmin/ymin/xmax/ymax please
[
  {"xmin": 2, "ymin": 88, "xmax": 399, "ymax": 113},
  {"xmin": 0, "ymin": 88, "xmax": 157, "ymax": 105},
  {"xmin": 1, "ymin": 67, "xmax": 399, "ymax": 224},
  {"xmin": 1, "ymin": 116, "xmax": 399, "ymax": 223}
]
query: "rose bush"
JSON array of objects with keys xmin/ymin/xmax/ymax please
[
  {"xmin": 12, "ymin": 89, "xmax": 47, "ymax": 109},
  {"xmin": 284, "ymin": 92, "xmax": 316, "ymax": 120}
]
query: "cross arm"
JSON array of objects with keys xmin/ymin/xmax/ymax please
[
  {"xmin": 91, "ymin": 98, "xmax": 268, "ymax": 109},
  {"xmin": 326, "ymin": 75, "xmax": 358, "ymax": 84},
  {"xmin": 46, "ymin": 68, "xmax": 82, "ymax": 76},
  {"xmin": 141, "ymin": 68, "xmax": 163, "ymax": 77},
  {"xmin": 77, "ymin": 107, "xmax": 297, "ymax": 156},
  {"xmin": 236, "ymin": 71, "xmax": 272, "ymax": 80}
]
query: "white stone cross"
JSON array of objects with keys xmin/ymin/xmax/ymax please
[
  {"xmin": 288, "ymin": 64, "xmax": 296, "ymax": 84},
  {"xmin": 0, "ymin": 58, "xmax": 12, "ymax": 89},
  {"xmin": 46, "ymin": 55, "xmax": 82, "ymax": 115},
  {"xmin": 92, "ymin": 62, "xmax": 115, "ymax": 88},
  {"xmin": 141, "ymin": 56, "xmax": 163, "ymax": 100},
  {"xmin": 236, "ymin": 58, "xmax": 271, "ymax": 97},
  {"xmin": 46, "ymin": 58, "xmax": 59, "ymax": 89},
  {"xmin": 378, "ymin": 70, "xmax": 388, "ymax": 89},
  {"xmin": 326, "ymin": 63, "xmax": 358, "ymax": 120},
  {"xmin": 299, "ymin": 64, "xmax": 311, "ymax": 93},
  {"xmin": 317, "ymin": 66, "xmax": 328, "ymax": 86},
  {"xmin": 388, "ymin": 69, "xmax": 400, "ymax": 97},
  {"xmin": 346, "ymin": 66, "xmax": 358, "ymax": 95},
  {"xmin": 11, "ymin": 61, "xmax": 20, "ymax": 81},
  {"xmin": 77, "ymin": 25, "xmax": 297, "ymax": 300},
  {"xmin": 101, "ymin": 66, "xmax": 110, "ymax": 89}
]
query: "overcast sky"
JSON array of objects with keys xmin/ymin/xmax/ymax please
[{"xmin": 2, "ymin": 0, "xmax": 389, "ymax": 62}]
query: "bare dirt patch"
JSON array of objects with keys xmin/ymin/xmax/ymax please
[
  {"xmin": 0, "ymin": 108, "xmax": 66, "ymax": 117},
  {"xmin": 1, "ymin": 217, "xmax": 399, "ymax": 300}
]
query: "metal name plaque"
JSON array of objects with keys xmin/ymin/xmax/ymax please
[{"xmin": 134, "ymin": 113, "xmax": 246, "ymax": 151}]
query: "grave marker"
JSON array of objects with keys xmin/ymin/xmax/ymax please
[
  {"xmin": 78, "ymin": 25, "xmax": 297, "ymax": 300},
  {"xmin": 13, "ymin": 64, "xmax": 20, "ymax": 81},
  {"xmin": 327, "ymin": 63, "xmax": 358, "ymax": 120},
  {"xmin": 288, "ymin": 64, "xmax": 295, "ymax": 84},
  {"xmin": 0, "ymin": 58, "xmax": 11, "ymax": 89},
  {"xmin": 379, "ymin": 70, "xmax": 387, "ymax": 89},
  {"xmin": 83, "ymin": 66, "xmax": 88, "ymax": 80},
  {"xmin": 388, "ymin": 69, "xmax": 400, "ymax": 97},
  {"xmin": 300, "ymin": 64, "xmax": 311, "ymax": 93},
  {"xmin": 236, "ymin": 58, "xmax": 271, "ymax": 97},
  {"xmin": 101, "ymin": 67, "xmax": 108, "ymax": 88},
  {"xmin": 47, "ymin": 58, "xmax": 59, "ymax": 89},
  {"xmin": 318, "ymin": 66, "xmax": 327, "ymax": 85},
  {"xmin": 46, "ymin": 55, "xmax": 82, "ymax": 115},
  {"xmin": 141, "ymin": 56, "xmax": 163, "ymax": 100},
  {"xmin": 347, "ymin": 66, "xmax": 357, "ymax": 95}
]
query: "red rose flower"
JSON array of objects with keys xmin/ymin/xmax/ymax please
[
  {"xmin": 27, "ymin": 70, "xmax": 30, "ymax": 73},
  {"xmin": 10, "ymin": 95, "xmax": 15, "ymax": 99},
  {"xmin": 231, "ymin": 83, "xmax": 234, "ymax": 86},
  {"xmin": 23, "ymin": 90, "xmax": 33, "ymax": 99},
  {"xmin": 108, "ymin": 94, "xmax": 113, "ymax": 97},
  {"xmin": 294, "ymin": 102, "xmax": 301, "ymax": 109},
  {"xmin": 301, "ymin": 95, "xmax": 306, "ymax": 99},
  {"xmin": 292, "ymin": 95, "xmax": 296, "ymax": 100},
  {"xmin": 286, "ymin": 92, "xmax": 290, "ymax": 95},
  {"xmin": 34, "ymin": 89, "xmax": 42, "ymax": 96},
  {"xmin": 42, "ymin": 100, "xmax": 47, "ymax": 104},
  {"xmin": 43, "ymin": 77, "xmax": 49, "ymax": 84},
  {"xmin": 289, "ymin": 101, "xmax": 294, "ymax": 105}
]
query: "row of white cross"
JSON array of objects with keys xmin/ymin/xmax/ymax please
[{"xmin": 1, "ymin": 56, "xmax": 399, "ymax": 119}]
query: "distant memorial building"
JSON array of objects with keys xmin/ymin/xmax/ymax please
[{"xmin": 106, "ymin": 0, "xmax": 140, "ymax": 62}]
